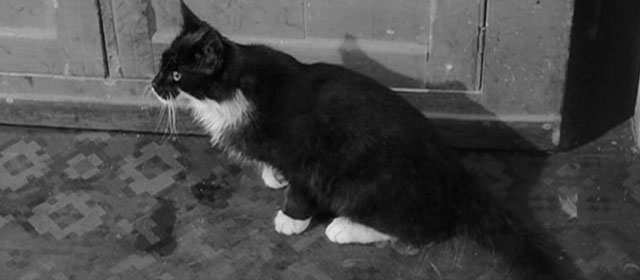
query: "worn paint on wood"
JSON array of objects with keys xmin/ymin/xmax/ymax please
[
  {"xmin": 306, "ymin": 0, "xmax": 482, "ymax": 90},
  {"xmin": 0, "ymin": 74, "xmax": 559, "ymax": 150},
  {"xmin": 314, "ymin": 0, "xmax": 429, "ymax": 88},
  {"xmin": 424, "ymin": 0, "xmax": 484, "ymax": 90},
  {"xmin": 483, "ymin": 0, "xmax": 573, "ymax": 115},
  {"xmin": 139, "ymin": 0, "xmax": 482, "ymax": 90},
  {"xmin": 0, "ymin": 0, "xmax": 577, "ymax": 150},
  {"xmin": 152, "ymin": 0, "xmax": 305, "ymax": 42},
  {"xmin": 305, "ymin": 0, "xmax": 430, "ymax": 44},
  {"xmin": 0, "ymin": 0, "xmax": 104, "ymax": 77},
  {"xmin": 104, "ymin": 0, "xmax": 156, "ymax": 79},
  {"xmin": 635, "ymin": 71, "xmax": 640, "ymax": 149}
]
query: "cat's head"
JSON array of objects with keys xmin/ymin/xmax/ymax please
[{"xmin": 152, "ymin": 0, "xmax": 229, "ymax": 102}]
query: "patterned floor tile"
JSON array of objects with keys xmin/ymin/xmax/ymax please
[
  {"xmin": 119, "ymin": 142, "xmax": 184, "ymax": 195},
  {"xmin": 52, "ymin": 272, "xmax": 71, "ymax": 280},
  {"xmin": 64, "ymin": 153, "xmax": 103, "ymax": 180},
  {"xmin": 623, "ymin": 158, "xmax": 640, "ymax": 203},
  {"xmin": 27, "ymin": 191, "xmax": 106, "ymax": 240},
  {"xmin": 75, "ymin": 132, "xmax": 111, "ymax": 142},
  {"xmin": 0, "ymin": 140, "xmax": 52, "ymax": 191},
  {"xmin": 0, "ymin": 214, "xmax": 14, "ymax": 229},
  {"xmin": 283, "ymin": 262, "xmax": 333, "ymax": 280},
  {"xmin": 0, "ymin": 125, "xmax": 639, "ymax": 280},
  {"xmin": 109, "ymin": 254, "xmax": 156, "ymax": 274}
]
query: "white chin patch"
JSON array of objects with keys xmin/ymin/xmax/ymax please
[
  {"xmin": 274, "ymin": 210, "xmax": 310, "ymax": 235},
  {"xmin": 325, "ymin": 217, "xmax": 393, "ymax": 244},
  {"xmin": 261, "ymin": 165, "xmax": 288, "ymax": 189}
]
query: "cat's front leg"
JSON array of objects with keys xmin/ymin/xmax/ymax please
[
  {"xmin": 261, "ymin": 164, "xmax": 288, "ymax": 189},
  {"xmin": 274, "ymin": 184, "xmax": 314, "ymax": 235}
]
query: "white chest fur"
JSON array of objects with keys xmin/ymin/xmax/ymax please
[{"xmin": 178, "ymin": 89, "xmax": 252, "ymax": 146}]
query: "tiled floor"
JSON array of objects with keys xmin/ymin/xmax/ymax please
[{"xmin": 0, "ymin": 124, "xmax": 639, "ymax": 280}]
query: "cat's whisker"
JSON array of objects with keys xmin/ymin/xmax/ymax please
[
  {"xmin": 155, "ymin": 102, "xmax": 168, "ymax": 135},
  {"xmin": 146, "ymin": 83, "xmax": 176, "ymax": 141},
  {"xmin": 154, "ymin": 99, "xmax": 173, "ymax": 143},
  {"xmin": 168, "ymin": 101, "xmax": 175, "ymax": 138},
  {"xmin": 143, "ymin": 84, "xmax": 151, "ymax": 98},
  {"xmin": 164, "ymin": 104, "xmax": 174, "ymax": 141},
  {"xmin": 171, "ymin": 101, "xmax": 178, "ymax": 137},
  {"xmin": 157, "ymin": 99, "xmax": 178, "ymax": 142}
]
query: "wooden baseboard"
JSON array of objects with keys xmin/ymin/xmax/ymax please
[
  {"xmin": 635, "ymin": 71, "xmax": 640, "ymax": 149},
  {"xmin": 0, "ymin": 74, "xmax": 560, "ymax": 151}
]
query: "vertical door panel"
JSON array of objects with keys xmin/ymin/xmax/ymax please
[
  {"xmin": 0, "ymin": 0, "xmax": 105, "ymax": 77},
  {"xmin": 425, "ymin": 0, "xmax": 484, "ymax": 91},
  {"xmin": 305, "ymin": 0, "xmax": 430, "ymax": 88},
  {"xmin": 305, "ymin": 0, "xmax": 482, "ymax": 90}
]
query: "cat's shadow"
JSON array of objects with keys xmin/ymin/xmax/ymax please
[
  {"xmin": 339, "ymin": 34, "xmax": 467, "ymax": 91},
  {"xmin": 335, "ymin": 34, "xmax": 580, "ymax": 279}
]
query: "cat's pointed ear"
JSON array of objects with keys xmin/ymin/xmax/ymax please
[
  {"xmin": 180, "ymin": 0, "xmax": 203, "ymax": 31},
  {"xmin": 197, "ymin": 32, "xmax": 226, "ymax": 72}
]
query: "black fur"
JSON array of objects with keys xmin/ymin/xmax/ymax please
[{"xmin": 151, "ymin": 1, "xmax": 568, "ymax": 279}]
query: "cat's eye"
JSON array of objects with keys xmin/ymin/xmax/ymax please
[{"xmin": 172, "ymin": 71, "xmax": 181, "ymax": 82}]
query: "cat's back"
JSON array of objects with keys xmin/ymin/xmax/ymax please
[
  {"xmin": 301, "ymin": 62, "xmax": 432, "ymax": 131},
  {"xmin": 303, "ymin": 62, "xmax": 389, "ymax": 95}
]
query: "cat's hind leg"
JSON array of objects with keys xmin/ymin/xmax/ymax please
[
  {"xmin": 261, "ymin": 165, "xmax": 288, "ymax": 189},
  {"xmin": 325, "ymin": 217, "xmax": 394, "ymax": 244}
]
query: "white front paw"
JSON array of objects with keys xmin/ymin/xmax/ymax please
[
  {"xmin": 261, "ymin": 166, "xmax": 288, "ymax": 189},
  {"xmin": 274, "ymin": 210, "xmax": 310, "ymax": 235}
]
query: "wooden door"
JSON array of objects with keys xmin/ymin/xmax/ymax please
[
  {"xmin": 0, "ymin": 0, "xmax": 574, "ymax": 151},
  {"xmin": 107, "ymin": 0, "xmax": 482, "ymax": 91},
  {"xmin": 99, "ymin": 0, "xmax": 574, "ymax": 150},
  {"xmin": 0, "ymin": 0, "xmax": 105, "ymax": 77}
]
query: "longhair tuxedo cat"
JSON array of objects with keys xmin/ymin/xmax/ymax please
[{"xmin": 151, "ymin": 1, "xmax": 565, "ymax": 279}]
